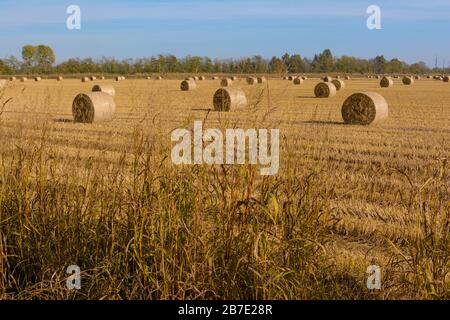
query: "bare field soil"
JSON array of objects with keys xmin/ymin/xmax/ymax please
[{"xmin": 0, "ymin": 78, "xmax": 448, "ymax": 299}]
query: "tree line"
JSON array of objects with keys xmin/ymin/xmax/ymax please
[{"xmin": 0, "ymin": 45, "xmax": 445, "ymax": 75}]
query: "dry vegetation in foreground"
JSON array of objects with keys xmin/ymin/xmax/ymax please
[{"xmin": 0, "ymin": 77, "xmax": 448, "ymax": 299}]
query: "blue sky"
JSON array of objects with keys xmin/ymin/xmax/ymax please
[{"xmin": 0, "ymin": 0, "xmax": 449, "ymax": 67}]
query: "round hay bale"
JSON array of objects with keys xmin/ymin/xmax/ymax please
[
  {"xmin": 72, "ymin": 92, "xmax": 116, "ymax": 123},
  {"xmin": 57, "ymin": 76, "xmax": 63, "ymax": 81},
  {"xmin": 257, "ymin": 77, "xmax": 267, "ymax": 84},
  {"xmin": 92, "ymin": 84, "xmax": 116, "ymax": 97},
  {"xmin": 336, "ymin": 76, "xmax": 341, "ymax": 79},
  {"xmin": 231, "ymin": 76, "xmax": 238, "ymax": 81},
  {"xmin": 90, "ymin": 76, "xmax": 97, "ymax": 81},
  {"xmin": 199, "ymin": 76, "xmax": 206, "ymax": 81},
  {"xmin": 380, "ymin": 76, "xmax": 394, "ymax": 88},
  {"xmin": 443, "ymin": 76, "xmax": 449, "ymax": 82},
  {"xmin": 212, "ymin": 76, "xmax": 219, "ymax": 80},
  {"xmin": 345, "ymin": 76, "xmax": 350, "ymax": 80},
  {"xmin": 221, "ymin": 78, "xmax": 233, "ymax": 87},
  {"xmin": 193, "ymin": 76, "xmax": 199, "ymax": 81},
  {"xmin": 414, "ymin": 75, "xmax": 421, "ymax": 80},
  {"xmin": 156, "ymin": 76, "xmax": 162, "ymax": 80},
  {"xmin": 180, "ymin": 79, "xmax": 197, "ymax": 91},
  {"xmin": 146, "ymin": 76, "xmax": 152, "ymax": 80},
  {"xmin": 82, "ymin": 77, "xmax": 91, "ymax": 82},
  {"xmin": 288, "ymin": 76, "xmax": 294, "ymax": 81},
  {"xmin": 20, "ymin": 77, "xmax": 28, "ymax": 82},
  {"xmin": 323, "ymin": 76, "xmax": 332, "ymax": 82},
  {"xmin": 185, "ymin": 77, "xmax": 195, "ymax": 81},
  {"xmin": 341, "ymin": 92, "xmax": 388, "ymax": 125},
  {"xmin": 34, "ymin": 77, "xmax": 42, "ymax": 82},
  {"xmin": 293, "ymin": 77, "xmax": 304, "ymax": 85},
  {"xmin": 302, "ymin": 76, "xmax": 308, "ymax": 80},
  {"xmin": 402, "ymin": 76, "xmax": 414, "ymax": 85},
  {"xmin": 213, "ymin": 87, "xmax": 247, "ymax": 112},
  {"xmin": 315, "ymin": 82, "xmax": 337, "ymax": 98},
  {"xmin": 9, "ymin": 76, "xmax": 17, "ymax": 81},
  {"xmin": 331, "ymin": 79, "xmax": 345, "ymax": 90},
  {"xmin": 115, "ymin": 76, "xmax": 121, "ymax": 81},
  {"xmin": 246, "ymin": 77, "xmax": 257, "ymax": 85}
]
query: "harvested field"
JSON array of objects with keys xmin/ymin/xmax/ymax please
[{"xmin": 0, "ymin": 77, "xmax": 448, "ymax": 300}]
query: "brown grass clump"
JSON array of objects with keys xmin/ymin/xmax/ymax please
[
  {"xmin": 380, "ymin": 76, "xmax": 394, "ymax": 88},
  {"xmin": 72, "ymin": 92, "xmax": 116, "ymax": 123},
  {"xmin": 180, "ymin": 80, "xmax": 197, "ymax": 91},
  {"xmin": 293, "ymin": 77, "xmax": 304, "ymax": 85},
  {"xmin": 314, "ymin": 82, "xmax": 336, "ymax": 98},
  {"xmin": 403, "ymin": 76, "xmax": 414, "ymax": 85},
  {"xmin": 92, "ymin": 84, "xmax": 116, "ymax": 97},
  {"xmin": 331, "ymin": 79, "xmax": 345, "ymax": 90},
  {"xmin": 221, "ymin": 78, "xmax": 233, "ymax": 87},
  {"xmin": 341, "ymin": 92, "xmax": 389, "ymax": 125},
  {"xmin": 213, "ymin": 87, "xmax": 247, "ymax": 111}
]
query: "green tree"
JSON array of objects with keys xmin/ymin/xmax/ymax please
[
  {"xmin": 372, "ymin": 55, "xmax": 386, "ymax": 74},
  {"xmin": 312, "ymin": 49, "xmax": 334, "ymax": 72},
  {"xmin": 22, "ymin": 45, "xmax": 37, "ymax": 73},
  {"xmin": 34, "ymin": 45, "xmax": 56, "ymax": 73}
]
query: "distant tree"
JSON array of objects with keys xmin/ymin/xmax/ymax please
[
  {"xmin": 22, "ymin": 45, "xmax": 37, "ymax": 73},
  {"xmin": 385, "ymin": 58, "xmax": 405, "ymax": 74},
  {"xmin": 3, "ymin": 56, "xmax": 22, "ymax": 74},
  {"xmin": 269, "ymin": 56, "xmax": 285, "ymax": 74},
  {"xmin": 372, "ymin": 55, "xmax": 386, "ymax": 74},
  {"xmin": 0, "ymin": 59, "xmax": 12, "ymax": 74},
  {"xmin": 312, "ymin": 49, "xmax": 334, "ymax": 72},
  {"xmin": 409, "ymin": 61, "xmax": 429, "ymax": 74}
]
